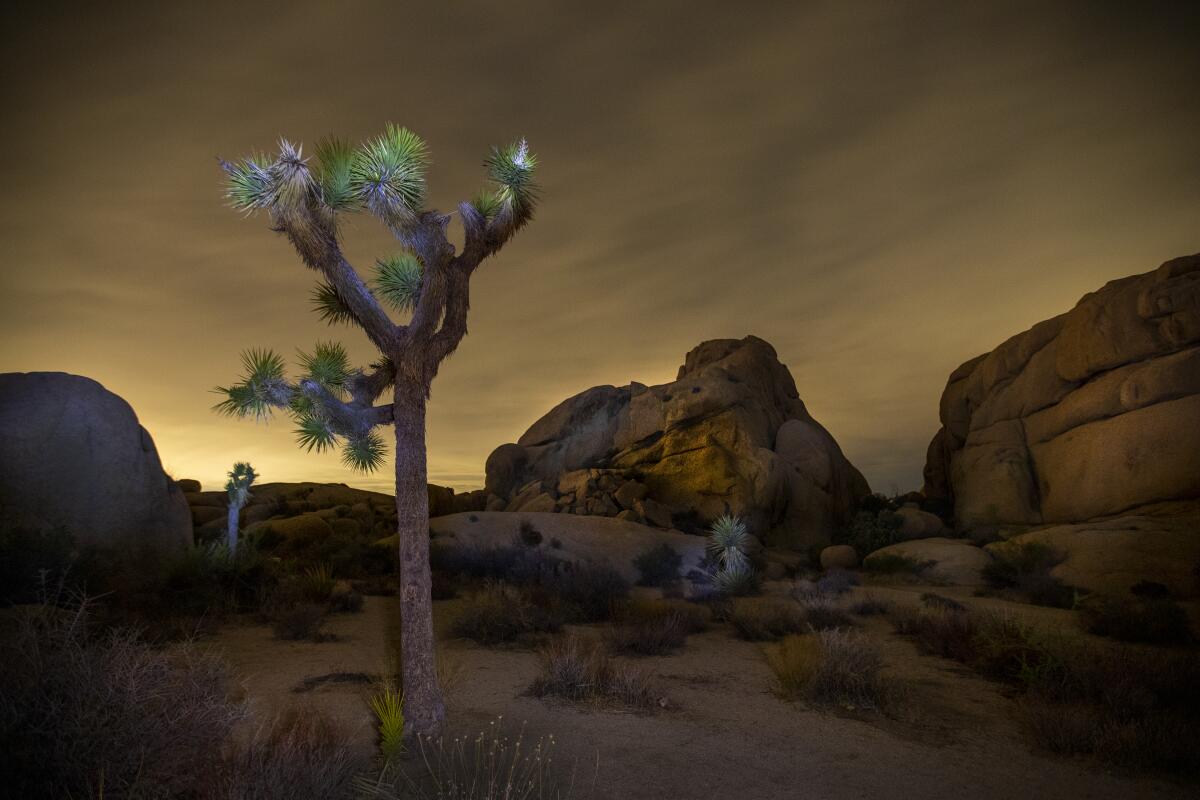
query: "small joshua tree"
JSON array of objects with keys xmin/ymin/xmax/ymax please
[
  {"xmin": 213, "ymin": 126, "xmax": 539, "ymax": 733},
  {"xmin": 224, "ymin": 462, "xmax": 257, "ymax": 554},
  {"xmin": 708, "ymin": 514, "xmax": 759, "ymax": 596}
]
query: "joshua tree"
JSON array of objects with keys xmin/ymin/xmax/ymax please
[
  {"xmin": 224, "ymin": 462, "xmax": 257, "ymax": 554},
  {"xmin": 212, "ymin": 126, "xmax": 539, "ymax": 732}
]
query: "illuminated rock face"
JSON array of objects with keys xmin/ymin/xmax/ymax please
[
  {"xmin": 484, "ymin": 336, "xmax": 870, "ymax": 549},
  {"xmin": 923, "ymin": 253, "xmax": 1200, "ymax": 596},
  {"xmin": 0, "ymin": 372, "xmax": 192, "ymax": 555}
]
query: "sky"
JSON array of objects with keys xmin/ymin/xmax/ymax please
[{"xmin": 1, "ymin": 1, "xmax": 1198, "ymax": 495}]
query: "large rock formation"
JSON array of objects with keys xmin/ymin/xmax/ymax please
[
  {"xmin": 922, "ymin": 254, "xmax": 1200, "ymax": 595},
  {"xmin": 0, "ymin": 372, "xmax": 192, "ymax": 554},
  {"xmin": 484, "ymin": 336, "xmax": 870, "ymax": 548}
]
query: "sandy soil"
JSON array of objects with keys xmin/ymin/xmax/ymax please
[{"xmin": 205, "ymin": 585, "xmax": 1194, "ymax": 800}]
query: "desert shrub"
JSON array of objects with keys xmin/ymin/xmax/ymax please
[
  {"xmin": 798, "ymin": 595, "xmax": 853, "ymax": 631},
  {"xmin": 539, "ymin": 560, "xmax": 629, "ymax": 622},
  {"xmin": 606, "ymin": 612, "xmax": 688, "ymax": 656},
  {"xmin": 0, "ymin": 602, "xmax": 245, "ymax": 798},
  {"xmin": 451, "ymin": 583, "xmax": 563, "ymax": 646},
  {"xmin": 213, "ymin": 707, "xmax": 367, "ymax": 799},
  {"xmin": 298, "ymin": 564, "xmax": 336, "ymax": 602},
  {"xmin": 528, "ymin": 635, "xmax": 658, "ymax": 709},
  {"xmin": 632, "ymin": 543, "xmax": 683, "ymax": 587},
  {"xmin": 707, "ymin": 515, "xmax": 761, "ymax": 597},
  {"xmin": 862, "ymin": 554, "xmax": 931, "ymax": 576},
  {"xmin": 1129, "ymin": 580, "xmax": 1171, "ymax": 598},
  {"xmin": 1077, "ymin": 593, "xmax": 1191, "ymax": 645},
  {"xmin": 766, "ymin": 631, "xmax": 889, "ymax": 710},
  {"xmin": 518, "ymin": 519, "xmax": 544, "ymax": 548},
  {"xmin": 329, "ymin": 585, "xmax": 365, "ymax": 613},
  {"xmin": 848, "ymin": 593, "xmax": 891, "ymax": 616},
  {"xmin": 816, "ymin": 568, "xmax": 858, "ymax": 595},
  {"xmin": 272, "ymin": 603, "xmax": 328, "ymax": 641},
  {"xmin": 359, "ymin": 720, "xmax": 581, "ymax": 799},
  {"xmin": 0, "ymin": 525, "xmax": 86, "ymax": 603},
  {"xmin": 920, "ymin": 592, "xmax": 965, "ymax": 612},
  {"xmin": 840, "ymin": 509, "xmax": 902, "ymax": 556},
  {"xmin": 730, "ymin": 597, "xmax": 807, "ymax": 641},
  {"xmin": 890, "ymin": 605, "xmax": 978, "ymax": 662},
  {"xmin": 615, "ymin": 597, "xmax": 711, "ymax": 634},
  {"xmin": 981, "ymin": 541, "xmax": 1074, "ymax": 607},
  {"xmin": 713, "ymin": 564, "xmax": 762, "ymax": 597}
]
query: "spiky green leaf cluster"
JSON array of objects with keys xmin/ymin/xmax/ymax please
[
  {"xmin": 212, "ymin": 349, "xmax": 290, "ymax": 421},
  {"xmin": 350, "ymin": 124, "xmax": 429, "ymax": 226},
  {"xmin": 313, "ymin": 137, "xmax": 360, "ymax": 212},
  {"xmin": 310, "ymin": 281, "xmax": 356, "ymax": 326},
  {"xmin": 484, "ymin": 138, "xmax": 539, "ymax": 213},
  {"xmin": 715, "ymin": 564, "xmax": 760, "ymax": 597},
  {"xmin": 267, "ymin": 139, "xmax": 313, "ymax": 211},
  {"xmin": 225, "ymin": 462, "xmax": 259, "ymax": 505},
  {"xmin": 373, "ymin": 252, "xmax": 423, "ymax": 312},
  {"xmin": 342, "ymin": 431, "xmax": 387, "ymax": 473},
  {"xmin": 297, "ymin": 341, "xmax": 351, "ymax": 391},
  {"xmin": 293, "ymin": 414, "xmax": 337, "ymax": 453},
  {"xmin": 224, "ymin": 152, "xmax": 274, "ymax": 211},
  {"xmin": 708, "ymin": 514, "xmax": 751, "ymax": 571}
]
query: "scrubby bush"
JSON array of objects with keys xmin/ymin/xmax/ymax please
[
  {"xmin": 329, "ymin": 585, "xmax": 365, "ymax": 613},
  {"xmin": 730, "ymin": 597, "xmax": 807, "ymax": 641},
  {"xmin": 606, "ymin": 613, "xmax": 688, "ymax": 656},
  {"xmin": 1077, "ymin": 593, "xmax": 1191, "ymax": 645},
  {"xmin": 615, "ymin": 597, "xmax": 711, "ymax": 634},
  {"xmin": 798, "ymin": 595, "xmax": 854, "ymax": 631},
  {"xmin": 981, "ymin": 541, "xmax": 1075, "ymax": 608},
  {"xmin": 890, "ymin": 605, "xmax": 979, "ymax": 662},
  {"xmin": 766, "ymin": 631, "xmax": 889, "ymax": 710},
  {"xmin": 816, "ymin": 568, "xmax": 858, "ymax": 595},
  {"xmin": 518, "ymin": 519, "xmax": 543, "ymax": 548},
  {"xmin": 633, "ymin": 543, "xmax": 683, "ymax": 587},
  {"xmin": 298, "ymin": 564, "xmax": 336, "ymax": 602},
  {"xmin": 0, "ymin": 602, "xmax": 246, "ymax": 798},
  {"xmin": 529, "ymin": 635, "xmax": 659, "ymax": 709},
  {"xmin": 272, "ymin": 603, "xmax": 328, "ymax": 641},
  {"xmin": 839, "ymin": 509, "xmax": 902, "ymax": 557},
  {"xmin": 848, "ymin": 593, "xmax": 891, "ymax": 616},
  {"xmin": 451, "ymin": 583, "xmax": 563, "ymax": 646},
  {"xmin": 920, "ymin": 592, "xmax": 965, "ymax": 612},
  {"xmin": 213, "ymin": 707, "xmax": 367, "ymax": 799}
]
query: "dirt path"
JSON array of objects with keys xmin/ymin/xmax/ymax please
[{"xmin": 206, "ymin": 593, "xmax": 1192, "ymax": 800}]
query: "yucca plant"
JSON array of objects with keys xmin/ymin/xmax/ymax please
[
  {"xmin": 707, "ymin": 515, "xmax": 759, "ymax": 596},
  {"xmin": 224, "ymin": 462, "xmax": 258, "ymax": 554},
  {"xmin": 370, "ymin": 685, "xmax": 406, "ymax": 764},
  {"xmin": 214, "ymin": 127, "xmax": 540, "ymax": 733},
  {"xmin": 299, "ymin": 563, "xmax": 335, "ymax": 602}
]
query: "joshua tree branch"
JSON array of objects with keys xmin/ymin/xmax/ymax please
[
  {"xmin": 272, "ymin": 204, "xmax": 403, "ymax": 354},
  {"xmin": 297, "ymin": 379, "xmax": 393, "ymax": 432}
]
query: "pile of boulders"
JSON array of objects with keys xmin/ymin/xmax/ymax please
[{"xmin": 496, "ymin": 467, "xmax": 677, "ymax": 529}]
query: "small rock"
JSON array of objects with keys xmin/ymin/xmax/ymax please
[{"xmin": 819, "ymin": 544, "xmax": 859, "ymax": 570}]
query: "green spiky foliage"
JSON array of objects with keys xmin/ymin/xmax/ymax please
[
  {"xmin": 213, "ymin": 349, "xmax": 289, "ymax": 421},
  {"xmin": 341, "ymin": 430, "xmax": 387, "ymax": 473},
  {"xmin": 225, "ymin": 462, "xmax": 258, "ymax": 505},
  {"xmin": 350, "ymin": 124, "xmax": 429, "ymax": 228},
  {"xmin": 373, "ymin": 252, "xmax": 424, "ymax": 312},
  {"xmin": 297, "ymin": 341, "xmax": 351, "ymax": 392},
  {"xmin": 369, "ymin": 686, "xmax": 406, "ymax": 762},
  {"xmin": 310, "ymin": 281, "xmax": 356, "ymax": 325},
  {"xmin": 485, "ymin": 138, "xmax": 539, "ymax": 214},
  {"xmin": 313, "ymin": 136, "xmax": 359, "ymax": 212},
  {"xmin": 709, "ymin": 514, "xmax": 751, "ymax": 571},
  {"xmin": 224, "ymin": 152, "xmax": 274, "ymax": 211}
]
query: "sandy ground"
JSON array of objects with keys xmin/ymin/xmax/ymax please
[{"xmin": 206, "ymin": 585, "xmax": 1194, "ymax": 800}]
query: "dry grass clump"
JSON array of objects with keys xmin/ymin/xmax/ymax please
[
  {"xmin": 529, "ymin": 635, "xmax": 660, "ymax": 709},
  {"xmin": 359, "ymin": 718, "xmax": 585, "ymax": 799},
  {"xmin": 212, "ymin": 707, "xmax": 367, "ymax": 799},
  {"xmin": 798, "ymin": 595, "xmax": 854, "ymax": 631},
  {"xmin": 847, "ymin": 593, "xmax": 891, "ymax": 616},
  {"xmin": 606, "ymin": 597, "xmax": 711, "ymax": 655},
  {"xmin": 730, "ymin": 597, "xmax": 807, "ymax": 640},
  {"xmin": 890, "ymin": 602, "xmax": 1200, "ymax": 774},
  {"xmin": 616, "ymin": 597, "xmax": 712, "ymax": 633},
  {"xmin": 271, "ymin": 602, "xmax": 329, "ymax": 641},
  {"xmin": 1077, "ymin": 592, "xmax": 1191, "ymax": 645},
  {"xmin": 765, "ymin": 630, "xmax": 889, "ymax": 710},
  {"xmin": 0, "ymin": 602, "xmax": 247, "ymax": 799},
  {"xmin": 451, "ymin": 582, "xmax": 563, "ymax": 646}
]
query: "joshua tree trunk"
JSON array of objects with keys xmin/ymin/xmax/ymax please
[
  {"xmin": 392, "ymin": 382, "xmax": 445, "ymax": 732},
  {"xmin": 226, "ymin": 504, "xmax": 240, "ymax": 553}
]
